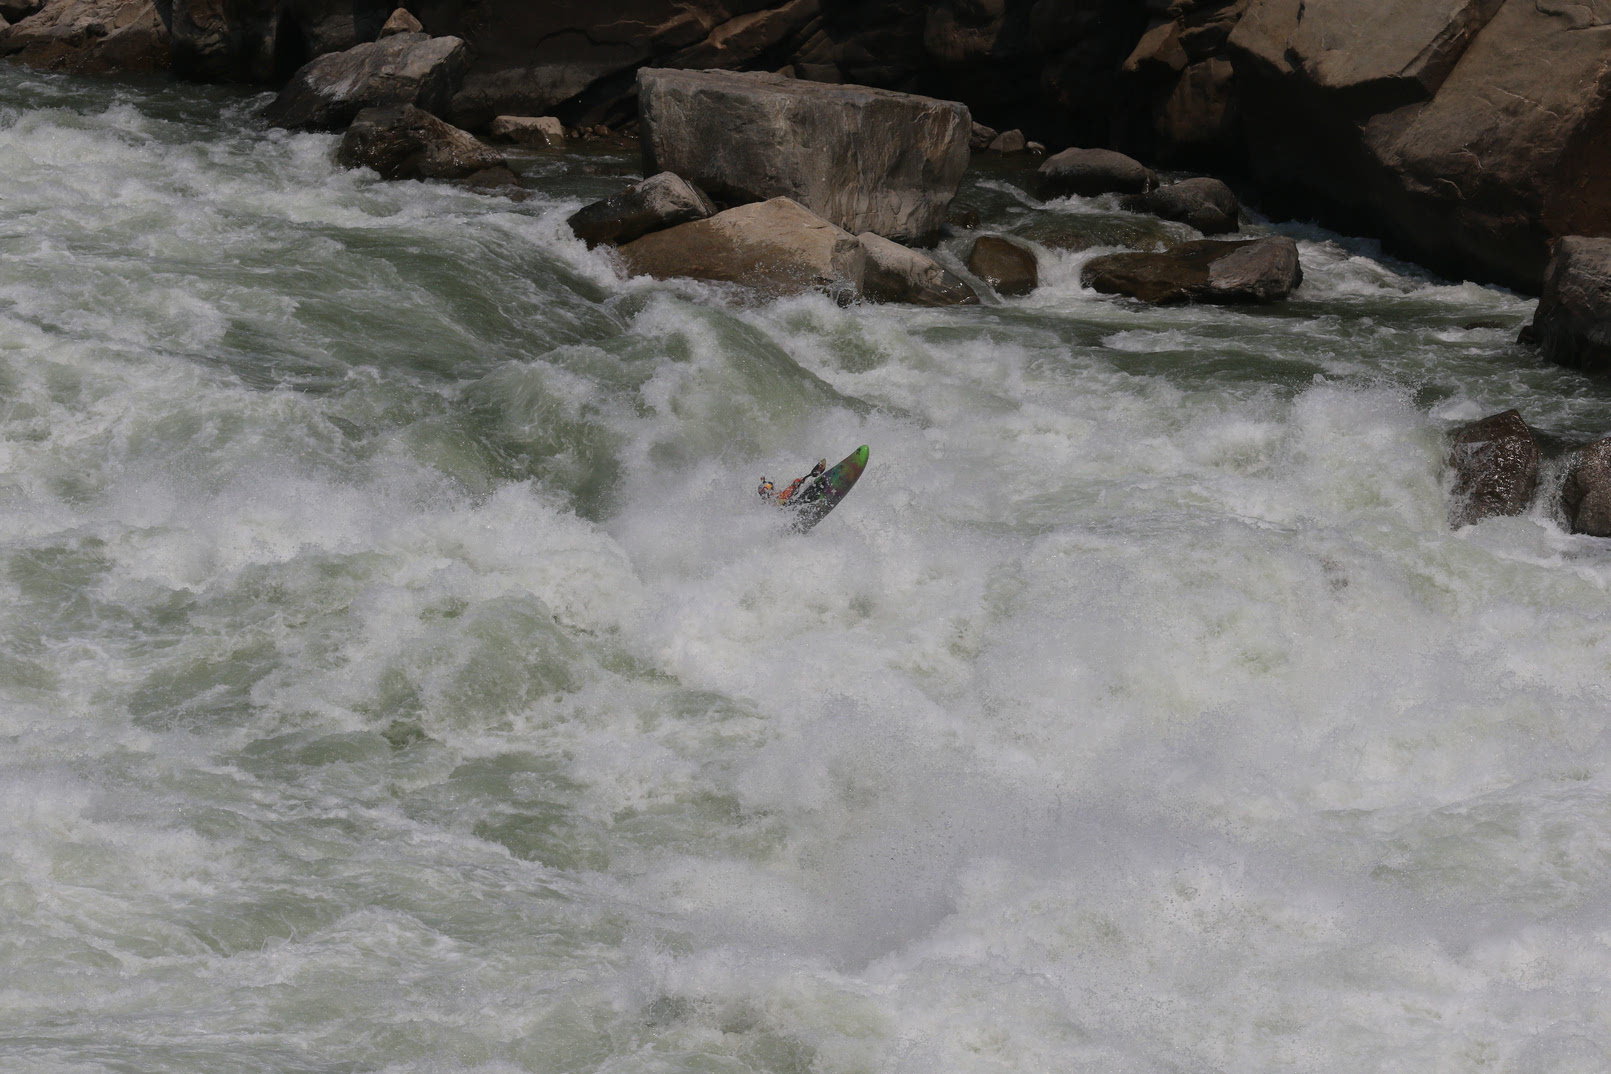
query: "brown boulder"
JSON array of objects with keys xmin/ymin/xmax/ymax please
[
  {"xmin": 1038, "ymin": 147, "xmax": 1157, "ymax": 199},
  {"xmin": 487, "ymin": 115, "xmax": 565, "ymax": 147},
  {"xmin": 1532, "ymin": 237, "xmax": 1611, "ymax": 375},
  {"xmin": 378, "ymin": 7, "xmax": 422, "ymax": 37},
  {"xmin": 336, "ymin": 105, "xmax": 505, "ymax": 181},
  {"xmin": 567, "ymin": 172, "xmax": 717, "ymax": 249},
  {"xmin": 263, "ymin": 32, "xmax": 468, "ymax": 131},
  {"xmin": 987, "ymin": 129, "xmax": 1027, "ymax": 155},
  {"xmin": 1563, "ymin": 438, "xmax": 1611, "ymax": 536},
  {"xmin": 638, "ymin": 68, "xmax": 971, "ymax": 246},
  {"xmin": 1122, "ymin": 176, "xmax": 1240, "ymax": 235},
  {"xmin": 968, "ymin": 236, "xmax": 1038, "ymax": 297},
  {"xmin": 617, "ymin": 196, "xmax": 865, "ymax": 300},
  {"xmin": 970, "ymin": 121, "xmax": 1000, "ymax": 152},
  {"xmin": 1082, "ymin": 235, "xmax": 1301, "ymax": 304},
  {"xmin": 858, "ymin": 233, "xmax": 977, "ymax": 306},
  {"xmin": 1446, "ymin": 409, "xmax": 1541, "ymax": 528},
  {"xmin": 0, "ymin": 0, "xmax": 167, "ymax": 74}
]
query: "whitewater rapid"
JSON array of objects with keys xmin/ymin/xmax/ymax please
[{"xmin": 4, "ymin": 65, "xmax": 1611, "ymax": 1074}]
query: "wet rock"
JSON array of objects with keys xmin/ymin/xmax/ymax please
[
  {"xmin": 1026, "ymin": 141, "xmax": 1046, "ymax": 157},
  {"xmin": 567, "ymin": 171, "xmax": 717, "ymax": 249},
  {"xmin": 1017, "ymin": 213, "xmax": 1183, "ymax": 253},
  {"xmin": 1081, "ymin": 235, "xmax": 1301, "ymax": 304},
  {"xmin": 858, "ymin": 233, "xmax": 977, "ymax": 306},
  {"xmin": 1122, "ymin": 176, "xmax": 1240, "ymax": 235},
  {"xmin": 1038, "ymin": 147, "xmax": 1157, "ymax": 199},
  {"xmin": 487, "ymin": 115, "xmax": 564, "ymax": 147},
  {"xmin": 617, "ymin": 196, "xmax": 865, "ymax": 300},
  {"xmin": 638, "ymin": 68, "xmax": 971, "ymax": 246},
  {"xmin": 970, "ymin": 121, "xmax": 1000, "ymax": 152},
  {"xmin": 0, "ymin": 0, "xmax": 168, "ymax": 75},
  {"xmin": 379, "ymin": 7, "xmax": 422, "ymax": 37},
  {"xmin": 948, "ymin": 204, "xmax": 981, "ymax": 230},
  {"xmin": 264, "ymin": 32, "xmax": 468, "ymax": 131},
  {"xmin": 336, "ymin": 104, "xmax": 505, "ymax": 181},
  {"xmin": 968, "ymin": 236, "xmax": 1038, "ymax": 297},
  {"xmin": 1563, "ymin": 437, "xmax": 1611, "ymax": 537},
  {"xmin": 987, "ymin": 129, "xmax": 1027, "ymax": 155},
  {"xmin": 1446, "ymin": 409, "xmax": 1541, "ymax": 528},
  {"xmin": 1532, "ymin": 237, "xmax": 1611, "ymax": 375},
  {"xmin": 461, "ymin": 165, "xmax": 530, "ymax": 200}
]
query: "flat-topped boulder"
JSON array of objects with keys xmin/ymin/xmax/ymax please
[
  {"xmin": 263, "ymin": 32, "xmax": 467, "ymax": 131},
  {"xmin": 1446, "ymin": 409, "xmax": 1541, "ymax": 528},
  {"xmin": 638, "ymin": 68, "xmax": 971, "ymax": 246},
  {"xmin": 617, "ymin": 196, "xmax": 865, "ymax": 300},
  {"xmin": 567, "ymin": 172, "xmax": 716, "ymax": 249},
  {"xmin": 336, "ymin": 105, "xmax": 505, "ymax": 181},
  {"xmin": 858, "ymin": 233, "xmax": 977, "ymax": 306},
  {"xmin": 1038, "ymin": 147, "xmax": 1157, "ymax": 199},
  {"xmin": 1532, "ymin": 237, "xmax": 1611, "ymax": 374},
  {"xmin": 1082, "ymin": 235, "xmax": 1301, "ymax": 304},
  {"xmin": 1122, "ymin": 176, "xmax": 1240, "ymax": 235}
]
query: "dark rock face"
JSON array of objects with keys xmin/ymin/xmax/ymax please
[
  {"xmin": 858, "ymin": 232, "xmax": 977, "ymax": 306},
  {"xmin": 1446, "ymin": 409, "xmax": 1541, "ymax": 528},
  {"xmin": 638, "ymin": 68, "xmax": 970, "ymax": 245},
  {"xmin": 335, "ymin": 104, "xmax": 506, "ymax": 181},
  {"xmin": 170, "ymin": 0, "xmax": 394, "ymax": 83},
  {"xmin": 1038, "ymin": 147, "xmax": 1156, "ymax": 199},
  {"xmin": 263, "ymin": 32, "xmax": 468, "ymax": 131},
  {"xmin": 617, "ymin": 196, "xmax": 865, "ymax": 299},
  {"xmin": 1563, "ymin": 438, "xmax": 1611, "ymax": 537},
  {"xmin": 967, "ymin": 235, "xmax": 1037, "ymax": 297},
  {"xmin": 1533, "ymin": 237, "xmax": 1611, "ymax": 375},
  {"xmin": 1122, "ymin": 176, "xmax": 1240, "ymax": 235},
  {"xmin": 0, "ymin": 0, "xmax": 168, "ymax": 74},
  {"xmin": 1082, "ymin": 235, "xmax": 1301, "ymax": 304},
  {"xmin": 567, "ymin": 171, "xmax": 717, "ymax": 249}
]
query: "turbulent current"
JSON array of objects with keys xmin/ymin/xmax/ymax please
[{"xmin": 7, "ymin": 66, "xmax": 1611, "ymax": 1074}]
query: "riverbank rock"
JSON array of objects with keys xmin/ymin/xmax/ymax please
[
  {"xmin": 1531, "ymin": 237, "xmax": 1611, "ymax": 375},
  {"xmin": 336, "ymin": 105, "xmax": 505, "ymax": 181},
  {"xmin": 379, "ymin": 8, "xmax": 422, "ymax": 37},
  {"xmin": 858, "ymin": 233, "xmax": 977, "ymax": 306},
  {"xmin": 263, "ymin": 32, "xmax": 468, "ymax": 131},
  {"xmin": 638, "ymin": 68, "xmax": 971, "ymax": 245},
  {"xmin": 968, "ymin": 236, "xmax": 1038, "ymax": 297},
  {"xmin": 1122, "ymin": 176, "xmax": 1240, "ymax": 235},
  {"xmin": 1562, "ymin": 438, "xmax": 1611, "ymax": 537},
  {"xmin": 487, "ymin": 115, "xmax": 564, "ymax": 147},
  {"xmin": 567, "ymin": 172, "xmax": 717, "ymax": 249},
  {"xmin": 970, "ymin": 122, "xmax": 999, "ymax": 152},
  {"xmin": 170, "ymin": 0, "xmax": 393, "ymax": 82},
  {"xmin": 0, "ymin": 0, "xmax": 167, "ymax": 74},
  {"xmin": 617, "ymin": 196, "xmax": 864, "ymax": 300},
  {"xmin": 987, "ymin": 129, "xmax": 1027, "ymax": 155},
  {"xmin": 1446, "ymin": 409, "xmax": 1541, "ymax": 528},
  {"xmin": 1037, "ymin": 148, "xmax": 1157, "ymax": 199},
  {"xmin": 1082, "ymin": 235, "xmax": 1301, "ymax": 304}
]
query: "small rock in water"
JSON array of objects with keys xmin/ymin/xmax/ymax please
[
  {"xmin": 1562, "ymin": 437, "xmax": 1611, "ymax": 536},
  {"xmin": 567, "ymin": 172, "xmax": 717, "ymax": 249},
  {"xmin": 968, "ymin": 235, "xmax": 1038, "ymax": 297},
  {"xmin": 1446, "ymin": 409, "xmax": 1541, "ymax": 528},
  {"xmin": 379, "ymin": 7, "xmax": 423, "ymax": 37},
  {"xmin": 336, "ymin": 105, "xmax": 505, "ymax": 181},
  {"xmin": 1038, "ymin": 147, "xmax": 1157, "ymax": 199},
  {"xmin": 987, "ymin": 129, "xmax": 1027, "ymax": 155},
  {"xmin": 858, "ymin": 233, "xmax": 977, "ymax": 306},
  {"xmin": 948, "ymin": 204, "xmax": 981, "ymax": 230},
  {"xmin": 487, "ymin": 115, "xmax": 564, "ymax": 147},
  {"xmin": 1082, "ymin": 236, "xmax": 1301, "ymax": 304},
  {"xmin": 1123, "ymin": 176, "xmax": 1240, "ymax": 235}
]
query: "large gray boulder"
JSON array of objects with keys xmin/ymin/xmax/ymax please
[
  {"xmin": 1532, "ymin": 237, "xmax": 1611, "ymax": 375},
  {"xmin": 567, "ymin": 172, "xmax": 717, "ymax": 249},
  {"xmin": 1122, "ymin": 176, "xmax": 1240, "ymax": 235},
  {"xmin": 858, "ymin": 233, "xmax": 977, "ymax": 306},
  {"xmin": 617, "ymin": 196, "xmax": 865, "ymax": 299},
  {"xmin": 335, "ymin": 105, "xmax": 505, "ymax": 181},
  {"xmin": 1082, "ymin": 235, "xmax": 1301, "ymax": 304},
  {"xmin": 1037, "ymin": 147, "xmax": 1157, "ymax": 199},
  {"xmin": 637, "ymin": 68, "xmax": 971, "ymax": 245},
  {"xmin": 1446, "ymin": 409, "xmax": 1541, "ymax": 528},
  {"xmin": 263, "ymin": 32, "xmax": 468, "ymax": 131},
  {"xmin": 1562, "ymin": 437, "xmax": 1611, "ymax": 537},
  {"xmin": 0, "ymin": 0, "xmax": 168, "ymax": 74}
]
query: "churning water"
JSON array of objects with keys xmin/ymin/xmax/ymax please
[{"xmin": 5, "ymin": 65, "xmax": 1611, "ymax": 1074}]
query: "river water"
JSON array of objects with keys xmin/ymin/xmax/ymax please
[{"xmin": 5, "ymin": 66, "xmax": 1611, "ymax": 1074}]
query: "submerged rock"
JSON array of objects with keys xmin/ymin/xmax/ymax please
[
  {"xmin": 336, "ymin": 105, "xmax": 504, "ymax": 181},
  {"xmin": 968, "ymin": 236, "xmax": 1038, "ymax": 297},
  {"xmin": 567, "ymin": 172, "xmax": 717, "ymax": 249},
  {"xmin": 1037, "ymin": 147, "xmax": 1157, "ymax": 199},
  {"xmin": 1446, "ymin": 409, "xmax": 1541, "ymax": 528},
  {"xmin": 1563, "ymin": 437, "xmax": 1611, "ymax": 537},
  {"xmin": 1532, "ymin": 237, "xmax": 1611, "ymax": 374},
  {"xmin": 1082, "ymin": 235, "xmax": 1301, "ymax": 304},
  {"xmin": 617, "ymin": 196, "xmax": 865, "ymax": 299},
  {"xmin": 638, "ymin": 68, "xmax": 971, "ymax": 245},
  {"xmin": 858, "ymin": 233, "xmax": 977, "ymax": 306},
  {"xmin": 264, "ymin": 32, "xmax": 467, "ymax": 131},
  {"xmin": 1122, "ymin": 176, "xmax": 1240, "ymax": 235}
]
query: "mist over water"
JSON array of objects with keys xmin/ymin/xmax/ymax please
[{"xmin": 5, "ymin": 65, "xmax": 1611, "ymax": 1074}]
